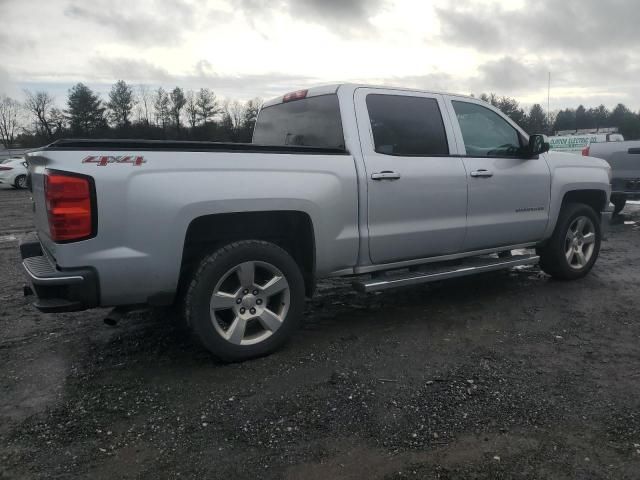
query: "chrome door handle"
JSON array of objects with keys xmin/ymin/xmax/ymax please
[
  {"xmin": 371, "ymin": 171, "xmax": 401, "ymax": 180},
  {"xmin": 470, "ymin": 169, "xmax": 493, "ymax": 178}
]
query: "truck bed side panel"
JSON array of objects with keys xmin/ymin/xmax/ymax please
[{"xmin": 28, "ymin": 150, "xmax": 359, "ymax": 306}]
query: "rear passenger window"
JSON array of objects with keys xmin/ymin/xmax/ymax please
[{"xmin": 366, "ymin": 94, "xmax": 449, "ymax": 156}]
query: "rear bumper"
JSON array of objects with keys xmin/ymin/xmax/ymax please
[
  {"xmin": 20, "ymin": 235, "xmax": 99, "ymax": 313},
  {"xmin": 601, "ymin": 203, "xmax": 614, "ymax": 240}
]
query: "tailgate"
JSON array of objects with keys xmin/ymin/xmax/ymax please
[{"xmin": 25, "ymin": 151, "xmax": 56, "ymax": 257}]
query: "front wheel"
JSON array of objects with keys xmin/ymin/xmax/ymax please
[
  {"xmin": 184, "ymin": 240, "xmax": 305, "ymax": 362},
  {"xmin": 537, "ymin": 203, "xmax": 601, "ymax": 280}
]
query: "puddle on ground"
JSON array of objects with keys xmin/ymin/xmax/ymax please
[{"xmin": 0, "ymin": 234, "xmax": 18, "ymax": 243}]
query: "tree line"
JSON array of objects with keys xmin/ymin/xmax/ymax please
[
  {"xmin": 2, "ymin": 80, "xmax": 640, "ymax": 149},
  {"xmin": 0, "ymin": 80, "xmax": 261, "ymax": 148},
  {"xmin": 477, "ymin": 93, "xmax": 640, "ymax": 139}
]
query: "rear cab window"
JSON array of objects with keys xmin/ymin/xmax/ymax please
[
  {"xmin": 366, "ymin": 94, "xmax": 449, "ymax": 156},
  {"xmin": 252, "ymin": 94, "xmax": 345, "ymax": 149}
]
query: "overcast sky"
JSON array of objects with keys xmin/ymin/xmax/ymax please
[{"xmin": 1, "ymin": 0, "xmax": 638, "ymax": 110}]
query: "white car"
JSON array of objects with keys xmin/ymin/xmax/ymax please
[{"xmin": 0, "ymin": 157, "xmax": 29, "ymax": 189}]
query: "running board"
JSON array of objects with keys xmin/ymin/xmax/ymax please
[{"xmin": 352, "ymin": 254, "xmax": 539, "ymax": 293}]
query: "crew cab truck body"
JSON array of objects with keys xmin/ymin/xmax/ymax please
[
  {"xmin": 21, "ymin": 84, "xmax": 613, "ymax": 361},
  {"xmin": 588, "ymin": 140, "xmax": 640, "ymax": 215}
]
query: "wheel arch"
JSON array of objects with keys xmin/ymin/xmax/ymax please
[
  {"xmin": 544, "ymin": 186, "xmax": 609, "ymax": 239},
  {"xmin": 179, "ymin": 210, "xmax": 316, "ymax": 298},
  {"xmin": 561, "ymin": 189, "xmax": 608, "ymax": 213}
]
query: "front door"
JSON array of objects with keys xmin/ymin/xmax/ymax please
[
  {"xmin": 355, "ymin": 88, "xmax": 468, "ymax": 264},
  {"xmin": 445, "ymin": 97, "xmax": 551, "ymax": 251}
]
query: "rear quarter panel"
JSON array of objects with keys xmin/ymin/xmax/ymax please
[{"xmin": 27, "ymin": 150, "xmax": 359, "ymax": 306}]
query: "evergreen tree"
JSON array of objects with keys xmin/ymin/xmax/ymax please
[
  {"xmin": 66, "ymin": 83, "xmax": 106, "ymax": 136},
  {"xmin": 169, "ymin": 87, "xmax": 186, "ymax": 130},
  {"xmin": 553, "ymin": 108, "xmax": 576, "ymax": 133},
  {"xmin": 107, "ymin": 80, "xmax": 135, "ymax": 129},
  {"xmin": 525, "ymin": 103, "xmax": 548, "ymax": 134},
  {"xmin": 196, "ymin": 88, "xmax": 219, "ymax": 124}
]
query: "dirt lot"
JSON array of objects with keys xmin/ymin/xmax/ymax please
[{"xmin": 1, "ymin": 184, "xmax": 640, "ymax": 479}]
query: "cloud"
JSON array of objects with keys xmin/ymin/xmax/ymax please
[
  {"xmin": 87, "ymin": 57, "xmax": 173, "ymax": 83},
  {"xmin": 234, "ymin": 0, "xmax": 386, "ymax": 36},
  {"xmin": 64, "ymin": 0, "xmax": 197, "ymax": 46},
  {"xmin": 435, "ymin": 6, "xmax": 502, "ymax": 49},
  {"xmin": 377, "ymin": 72, "xmax": 456, "ymax": 92},
  {"xmin": 56, "ymin": 55, "xmax": 317, "ymax": 100},
  {"xmin": 436, "ymin": 0, "xmax": 640, "ymax": 53},
  {"xmin": 0, "ymin": 31, "xmax": 35, "ymax": 53},
  {"xmin": 476, "ymin": 56, "xmax": 545, "ymax": 93},
  {"xmin": 0, "ymin": 66, "xmax": 20, "ymax": 98}
]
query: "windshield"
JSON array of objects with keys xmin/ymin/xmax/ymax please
[{"xmin": 252, "ymin": 94, "xmax": 345, "ymax": 149}]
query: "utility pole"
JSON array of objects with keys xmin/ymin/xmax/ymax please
[{"xmin": 547, "ymin": 71, "xmax": 551, "ymax": 133}]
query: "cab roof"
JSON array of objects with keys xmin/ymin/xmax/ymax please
[{"xmin": 262, "ymin": 83, "xmax": 477, "ymax": 108}]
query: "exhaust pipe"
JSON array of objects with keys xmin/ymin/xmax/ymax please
[{"xmin": 104, "ymin": 307, "xmax": 127, "ymax": 326}]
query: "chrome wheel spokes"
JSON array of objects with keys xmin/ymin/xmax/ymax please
[
  {"xmin": 564, "ymin": 216, "xmax": 596, "ymax": 270},
  {"xmin": 209, "ymin": 260, "xmax": 290, "ymax": 345}
]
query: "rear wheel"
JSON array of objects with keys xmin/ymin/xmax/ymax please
[
  {"xmin": 537, "ymin": 203, "xmax": 601, "ymax": 280},
  {"xmin": 184, "ymin": 240, "xmax": 304, "ymax": 362},
  {"xmin": 14, "ymin": 175, "xmax": 27, "ymax": 189}
]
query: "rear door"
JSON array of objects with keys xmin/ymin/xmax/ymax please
[
  {"xmin": 355, "ymin": 88, "xmax": 468, "ymax": 264},
  {"xmin": 444, "ymin": 97, "xmax": 551, "ymax": 251}
]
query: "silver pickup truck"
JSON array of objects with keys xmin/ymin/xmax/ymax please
[
  {"xmin": 588, "ymin": 140, "xmax": 640, "ymax": 215},
  {"xmin": 21, "ymin": 84, "xmax": 613, "ymax": 361}
]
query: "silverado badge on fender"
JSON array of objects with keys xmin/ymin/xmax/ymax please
[{"xmin": 82, "ymin": 155, "xmax": 146, "ymax": 166}]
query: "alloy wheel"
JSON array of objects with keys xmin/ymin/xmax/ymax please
[
  {"xmin": 564, "ymin": 216, "xmax": 596, "ymax": 269},
  {"xmin": 209, "ymin": 260, "xmax": 290, "ymax": 346}
]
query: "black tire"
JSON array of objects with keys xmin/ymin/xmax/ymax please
[
  {"xmin": 537, "ymin": 203, "xmax": 601, "ymax": 280},
  {"xmin": 184, "ymin": 240, "xmax": 304, "ymax": 362},
  {"xmin": 612, "ymin": 195, "xmax": 626, "ymax": 216},
  {"xmin": 14, "ymin": 175, "xmax": 27, "ymax": 189}
]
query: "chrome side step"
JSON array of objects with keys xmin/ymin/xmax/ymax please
[{"xmin": 352, "ymin": 254, "xmax": 539, "ymax": 293}]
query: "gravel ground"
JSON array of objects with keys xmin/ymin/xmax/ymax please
[{"xmin": 1, "ymin": 183, "xmax": 640, "ymax": 479}]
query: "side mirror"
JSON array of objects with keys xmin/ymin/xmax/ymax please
[{"xmin": 527, "ymin": 134, "xmax": 549, "ymax": 157}]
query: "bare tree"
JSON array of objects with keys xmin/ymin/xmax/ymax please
[
  {"xmin": 241, "ymin": 97, "xmax": 262, "ymax": 139},
  {"xmin": 185, "ymin": 90, "xmax": 198, "ymax": 128},
  {"xmin": 24, "ymin": 90, "xmax": 55, "ymax": 138},
  {"xmin": 153, "ymin": 87, "xmax": 170, "ymax": 130},
  {"xmin": 49, "ymin": 107, "xmax": 67, "ymax": 135},
  {"xmin": 224, "ymin": 100, "xmax": 244, "ymax": 129},
  {"xmin": 135, "ymin": 84, "xmax": 152, "ymax": 125},
  {"xmin": 0, "ymin": 95, "xmax": 21, "ymax": 148}
]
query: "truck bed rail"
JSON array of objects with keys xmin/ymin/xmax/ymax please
[{"xmin": 41, "ymin": 139, "xmax": 349, "ymax": 155}]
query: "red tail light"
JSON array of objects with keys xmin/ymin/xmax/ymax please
[
  {"xmin": 283, "ymin": 89, "xmax": 308, "ymax": 102},
  {"xmin": 582, "ymin": 146, "xmax": 590, "ymax": 156},
  {"xmin": 45, "ymin": 171, "xmax": 96, "ymax": 242},
  {"xmin": 0, "ymin": 166, "xmax": 13, "ymax": 171}
]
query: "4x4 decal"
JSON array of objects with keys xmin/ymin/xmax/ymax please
[{"xmin": 82, "ymin": 155, "xmax": 146, "ymax": 166}]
